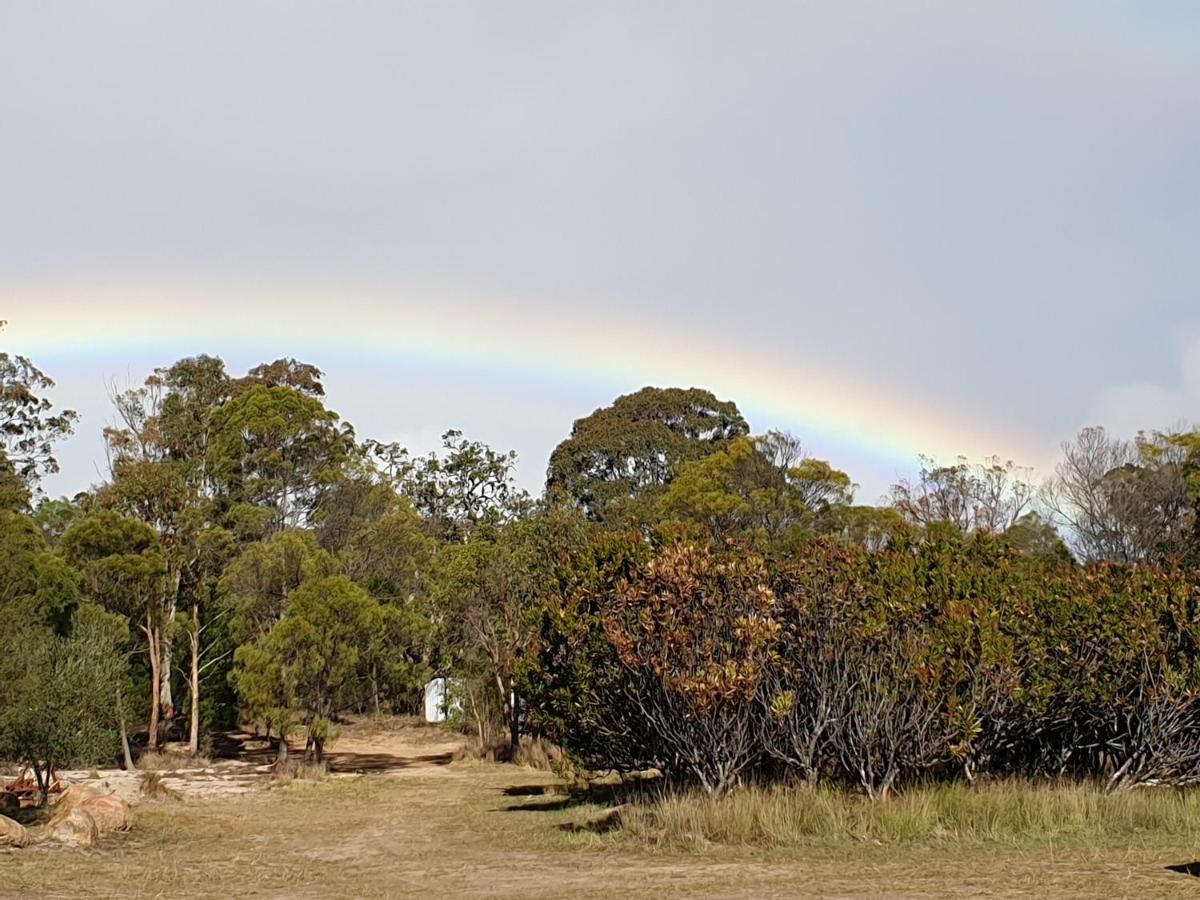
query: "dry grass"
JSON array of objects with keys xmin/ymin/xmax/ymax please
[
  {"xmin": 326, "ymin": 714, "xmax": 456, "ymax": 748},
  {"xmin": 8, "ymin": 741, "xmax": 1200, "ymax": 899},
  {"xmin": 270, "ymin": 759, "xmax": 330, "ymax": 784},
  {"xmin": 135, "ymin": 750, "xmax": 211, "ymax": 772},
  {"xmin": 454, "ymin": 735, "xmax": 576, "ymax": 777},
  {"xmin": 512, "ymin": 736, "xmax": 576, "ymax": 777},
  {"xmin": 138, "ymin": 771, "xmax": 182, "ymax": 801},
  {"xmin": 622, "ymin": 779, "xmax": 1200, "ymax": 849}
]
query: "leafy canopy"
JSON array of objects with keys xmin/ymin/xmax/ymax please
[{"xmin": 546, "ymin": 386, "xmax": 748, "ymax": 522}]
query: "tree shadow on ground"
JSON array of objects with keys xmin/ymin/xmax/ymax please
[
  {"xmin": 209, "ymin": 731, "xmax": 455, "ymax": 773},
  {"xmin": 210, "ymin": 731, "xmax": 274, "ymax": 764},
  {"xmin": 1167, "ymin": 862, "xmax": 1200, "ymax": 877},
  {"xmin": 556, "ymin": 807, "xmax": 625, "ymax": 834},
  {"xmin": 494, "ymin": 777, "xmax": 659, "ymax": 821},
  {"xmin": 325, "ymin": 751, "xmax": 455, "ymax": 773}
]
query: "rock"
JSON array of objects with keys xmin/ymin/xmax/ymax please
[
  {"xmin": 47, "ymin": 807, "xmax": 99, "ymax": 848},
  {"xmin": 52, "ymin": 783, "xmax": 102, "ymax": 817},
  {"xmin": 0, "ymin": 814, "xmax": 29, "ymax": 848},
  {"xmin": 78, "ymin": 795, "xmax": 132, "ymax": 832}
]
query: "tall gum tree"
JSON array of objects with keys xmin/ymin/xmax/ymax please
[
  {"xmin": 0, "ymin": 320, "xmax": 78, "ymax": 504},
  {"xmin": 207, "ymin": 384, "xmax": 354, "ymax": 535},
  {"xmin": 103, "ymin": 361, "xmax": 224, "ymax": 735},
  {"xmin": 546, "ymin": 386, "xmax": 748, "ymax": 523}
]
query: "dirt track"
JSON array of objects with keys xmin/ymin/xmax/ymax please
[{"xmin": 8, "ymin": 725, "xmax": 1200, "ymax": 899}]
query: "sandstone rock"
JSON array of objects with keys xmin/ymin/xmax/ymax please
[
  {"xmin": 0, "ymin": 814, "xmax": 29, "ymax": 848},
  {"xmin": 47, "ymin": 807, "xmax": 99, "ymax": 848},
  {"xmin": 52, "ymin": 783, "xmax": 102, "ymax": 817},
  {"xmin": 78, "ymin": 795, "xmax": 132, "ymax": 832}
]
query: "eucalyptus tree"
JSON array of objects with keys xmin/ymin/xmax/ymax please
[
  {"xmin": 102, "ymin": 357, "xmax": 229, "ymax": 738},
  {"xmin": 0, "ymin": 320, "xmax": 78, "ymax": 503},
  {"xmin": 661, "ymin": 431, "xmax": 853, "ymax": 546},
  {"xmin": 60, "ymin": 510, "xmax": 168, "ymax": 747},
  {"xmin": 1044, "ymin": 427, "xmax": 1196, "ymax": 563},
  {"xmin": 431, "ymin": 499, "xmax": 591, "ymax": 752},
  {"xmin": 890, "ymin": 455, "xmax": 1036, "ymax": 535},
  {"xmin": 546, "ymin": 386, "xmax": 748, "ymax": 523},
  {"xmin": 367, "ymin": 430, "xmax": 530, "ymax": 543},
  {"xmin": 207, "ymin": 384, "xmax": 355, "ymax": 536}
]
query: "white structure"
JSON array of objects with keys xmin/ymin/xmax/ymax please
[{"xmin": 424, "ymin": 677, "xmax": 448, "ymax": 723}]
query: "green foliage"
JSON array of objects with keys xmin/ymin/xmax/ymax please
[
  {"xmin": 334, "ymin": 493, "xmax": 433, "ymax": 603},
  {"xmin": 60, "ymin": 509, "xmax": 165, "ymax": 620},
  {"xmin": 221, "ymin": 528, "xmax": 339, "ymax": 644},
  {"xmin": 0, "ymin": 321, "xmax": 79, "ymax": 498},
  {"xmin": 207, "ymin": 384, "xmax": 354, "ymax": 532},
  {"xmin": 661, "ymin": 432, "xmax": 852, "ymax": 547},
  {"xmin": 232, "ymin": 575, "xmax": 382, "ymax": 760},
  {"xmin": 430, "ymin": 500, "xmax": 593, "ymax": 747},
  {"xmin": 546, "ymin": 386, "xmax": 748, "ymax": 522},
  {"xmin": 230, "ymin": 638, "xmax": 295, "ymax": 742},
  {"xmin": 0, "ymin": 452, "xmax": 32, "ymax": 512},
  {"xmin": 0, "ymin": 604, "xmax": 129, "ymax": 798},
  {"xmin": 1002, "ymin": 512, "xmax": 1072, "ymax": 562},
  {"xmin": 0, "ymin": 509, "xmax": 81, "ymax": 631},
  {"xmin": 33, "ymin": 497, "xmax": 85, "ymax": 547},
  {"xmin": 153, "ymin": 354, "xmax": 233, "ymax": 466},
  {"xmin": 236, "ymin": 357, "xmax": 326, "ymax": 398}
]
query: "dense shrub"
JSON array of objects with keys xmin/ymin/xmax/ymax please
[{"xmin": 524, "ymin": 532, "xmax": 1200, "ymax": 796}]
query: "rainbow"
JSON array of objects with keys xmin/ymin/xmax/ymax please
[{"xmin": 8, "ymin": 279, "xmax": 1051, "ymax": 487}]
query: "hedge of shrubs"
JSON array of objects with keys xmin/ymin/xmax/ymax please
[{"xmin": 523, "ymin": 532, "xmax": 1200, "ymax": 797}]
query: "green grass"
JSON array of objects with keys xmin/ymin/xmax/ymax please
[{"xmin": 621, "ymin": 780, "xmax": 1200, "ymax": 849}]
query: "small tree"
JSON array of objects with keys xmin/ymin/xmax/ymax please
[
  {"xmin": 368, "ymin": 430, "xmax": 530, "ymax": 543},
  {"xmin": 661, "ymin": 432, "xmax": 853, "ymax": 546},
  {"xmin": 0, "ymin": 605, "xmax": 129, "ymax": 804},
  {"xmin": 231, "ymin": 639, "xmax": 297, "ymax": 766},
  {"xmin": 233, "ymin": 576, "xmax": 380, "ymax": 763}
]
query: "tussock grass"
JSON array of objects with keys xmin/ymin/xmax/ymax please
[
  {"xmin": 136, "ymin": 750, "xmax": 210, "ymax": 771},
  {"xmin": 270, "ymin": 759, "xmax": 329, "ymax": 784},
  {"xmin": 623, "ymin": 780, "xmax": 1200, "ymax": 848},
  {"xmin": 139, "ymin": 771, "xmax": 182, "ymax": 800},
  {"xmin": 513, "ymin": 736, "xmax": 576, "ymax": 777}
]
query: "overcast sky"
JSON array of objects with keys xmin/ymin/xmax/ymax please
[{"xmin": 4, "ymin": 2, "xmax": 1199, "ymax": 502}]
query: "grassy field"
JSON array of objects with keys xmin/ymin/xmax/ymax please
[{"xmin": 7, "ymin": 733, "xmax": 1200, "ymax": 898}]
